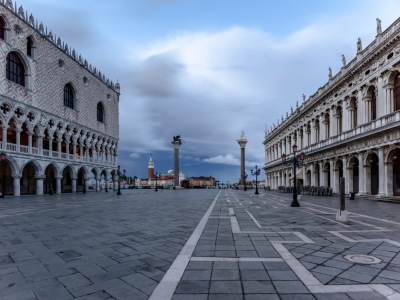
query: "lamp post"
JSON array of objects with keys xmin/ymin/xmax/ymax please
[
  {"xmin": 155, "ymin": 172, "xmax": 159, "ymax": 191},
  {"xmin": 244, "ymin": 173, "xmax": 248, "ymax": 191},
  {"xmin": 281, "ymin": 144, "xmax": 305, "ymax": 207},
  {"xmin": 0, "ymin": 152, "xmax": 6, "ymax": 198},
  {"xmin": 251, "ymin": 165, "xmax": 261, "ymax": 195},
  {"xmin": 116, "ymin": 165, "xmax": 122, "ymax": 195}
]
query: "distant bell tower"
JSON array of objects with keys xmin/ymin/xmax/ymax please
[{"xmin": 148, "ymin": 153, "xmax": 154, "ymax": 179}]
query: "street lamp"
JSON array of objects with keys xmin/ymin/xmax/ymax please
[
  {"xmin": 155, "ymin": 172, "xmax": 159, "ymax": 191},
  {"xmin": 281, "ymin": 143, "xmax": 305, "ymax": 207},
  {"xmin": 0, "ymin": 152, "xmax": 6, "ymax": 198},
  {"xmin": 251, "ymin": 165, "xmax": 261, "ymax": 195},
  {"xmin": 244, "ymin": 173, "xmax": 248, "ymax": 191},
  {"xmin": 116, "ymin": 165, "xmax": 122, "ymax": 195}
]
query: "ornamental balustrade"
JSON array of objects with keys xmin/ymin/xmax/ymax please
[
  {"xmin": 2, "ymin": 142, "xmax": 117, "ymax": 167},
  {"xmin": 265, "ymin": 110, "xmax": 400, "ymax": 168}
]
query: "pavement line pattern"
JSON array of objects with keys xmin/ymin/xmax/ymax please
[
  {"xmin": 149, "ymin": 191, "xmax": 220, "ymax": 300},
  {"xmin": 229, "ymin": 191, "xmax": 400, "ymax": 299},
  {"xmin": 190, "ymin": 257, "xmax": 284, "ymax": 262}
]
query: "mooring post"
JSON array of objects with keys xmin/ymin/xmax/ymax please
[
  {"xmin": 340, "ymin": 177, "xmax": 345, "ymax": 212},
  {"xmin": 336, "ymin": 177, "xmax": 349, "ymax": 222}
]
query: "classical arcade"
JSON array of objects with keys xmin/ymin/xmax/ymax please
[
  {"xmin": 0, "ymin": 1, "xmax": 120, "ymax": 196},
  {"xmin": 264, "ymin": 17, "xmax": 400, "ymax": 198}
]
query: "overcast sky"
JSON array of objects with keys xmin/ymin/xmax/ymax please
[{"xmin": 22, "ymin": 0, "xmax": 400, "ymax": 183}]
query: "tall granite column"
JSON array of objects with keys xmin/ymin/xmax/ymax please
[
  {"xmin": 237, "ymin": 132, "xmax": 248, "ymax": 186},
  {"xmin": 172, "ymin": 136, "xmax": 183, "ymax": 187}
]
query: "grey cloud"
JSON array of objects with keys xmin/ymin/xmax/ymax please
[{"xmin": 132, "ymin": 53, "xmax": 185, "ymax": 97}]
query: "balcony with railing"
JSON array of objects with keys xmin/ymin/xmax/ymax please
[
  {"xmin": 2, "ymin": 142, "xmax": 117, "ymax": 167},
  {"xmin": 265, "ymin": 110, "xmax": 400, "ymax": 168}
]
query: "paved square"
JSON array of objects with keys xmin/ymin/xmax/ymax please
[{"xmin": 0, "ymin": 189, "xmax": 400, "ymax": 299}]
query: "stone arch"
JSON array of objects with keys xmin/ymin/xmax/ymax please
[
  {"xmin": 365, "ymin": 152, "xmax": 379, "ymax": 195},
  {"xmin": 0, "ymin": 14, "xmax": 8, "ymax": 41},
  {"xmin": 44, "ymin": 163, "xmax": 58, "ymax": 194},
  {"xmin": 0, "ymin": 155, "xmax": 17, "ymax": 196},
  {"xmin": 61, "ymin": 165, "xmax": 74, "ymax": 193},
  {"xmin": 385, "ymin": 147, "xmax": 400, "ymax": 196},
  {"xmin": 21, "ymin": 161, "xmax": 40, "ymax": 195},
  {"xmin": 388, "ymin": 70, "xmax": 400, "ymax": 112},
  {"xmin": 366, "ymin": 85, "xmax": 377, "ymax": 121},
  {"xmin": 20, "ymin": 159, "xmax": 42, "ymax": 175},
  {"xmin": 348, "ymin": 155, "xmax": 360, "ymax": 193},
  {"xmin": 76, "ymin": 166, "xmax": 87, "ymax": 192}
]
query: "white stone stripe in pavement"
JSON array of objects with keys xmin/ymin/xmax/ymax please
[
  {"xmin": 190, "ymin": 257, "xmax": 283, "ymax": 262},
  {"xmin": 149, "ymin": 191, "xmax": 221, "ymax": 300}
]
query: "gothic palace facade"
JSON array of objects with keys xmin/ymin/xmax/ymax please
[
  {"xmin": 0, "ymin": 0, "xmax": 120, "ymax": 196},
  {"xmin": 264, "ymin": 17, "xmax": 400, "ymax": 197}
]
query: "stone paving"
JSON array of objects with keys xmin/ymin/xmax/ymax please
[{"xmin": 1, "ymin": 189, "xmax": 400, "ymax": 299}]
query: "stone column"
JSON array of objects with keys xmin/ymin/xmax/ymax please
[
  {"xmin": 84, "ymin": 176, "xmax": 90, "ymax": 192},
  {"xmin": 80, "ymin": 142, "xmax": 84, "ymax": 159},
  {"xmin": 2, "ymin": 126, "xmax": 7, "ymax": 150},
  {"xmin": 28, "ymin": 132, "xmax": 32, "ymax": 154},
  {"xmin": 71, "ymin": 177, "xmax": 77, "ymax": 193},
  {"xmin": 358, "ymin": 152, "xmax": 366, "ymax": 195},
  {"xmin": 342, "ymin": 100, "xmax": 349, "ymax": 132},
  {"xmin": 35, "ymin": 175, "xmax": 44, "ymax": 195},
  {"xmin": 15, "ymin": 128, "xmax": 21, "ymax": 152},
  {"xmin": 378, "ymin": 148, "xmax": 385, "ymax": 196},
  {"xmin": 96, "ymin": 177, "xmax": 101, "ymax": 191},
  {"xmin": 13, "ymin": 175, "xmax": 21, "ymax": 196},
  {"xmin": 48, "ymin": 137, "xmax": 53, "ymax": 157},
  {"xmin": 172, "ymin": 136, "xmax": 183, "ymax": 187},
  {"xmin": 329, "ymin": 159, "xmax": 334, "ymax": 189},
  {"xmin": 385, "ymin": 161, "xmax": 392, "ymax": 196},
  {"xmin": 333, "ymin": 163, "xmax": 339, "ymax": 194},
  {"xmin": 38, "ymin": 134, "xmax": 44, "ymax": 156},
  {"xmin": 57, "ymin": 137, "xmax": 62, "ymax": 158},
  {"xmin": 56, "ymin": 176, "xmax": 62, "ymax": 194},
  {"xmin": 237, "ymin": 133, "xmax": 247, "ymax": 187},
  {"xmin": 72, "ymin": 141, "xmax": 77, "ymax": 160},
  {"xmin": 319, "ymin": 162, "xmax": 325, "ymax": 186}
]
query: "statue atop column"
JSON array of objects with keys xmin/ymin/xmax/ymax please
[
  {"xmin": 237, "ymin": 132, "xmax": 248, "ymax": 188},
  {"xmin": 172, "ymin": 135, "xmax": 183, "ymax": 188}
]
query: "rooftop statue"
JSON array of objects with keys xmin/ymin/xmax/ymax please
[
  {"xmin": 342, "ymin": 54, "xmax": 346, "ymax": 67},
  {"xmin": 376, "ymin": 18, "xmax": 382, "ymax": 35},
  {"xmin": 357, "ymin": 38, "xmax": 362, "ymax": 53}
]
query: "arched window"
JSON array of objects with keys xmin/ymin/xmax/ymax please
[
  {"xmin": 6, "ymin": 52, "xmax": 25, "ymax": 86},
  {"xmin": 371, "ymin": 87, "xmax": 377, "ymax": 121},
  {"xmin": 63, "ymin": 84, "xmax": 74, "ymax": 109},
  {"xmin": 0, "ymin": 17, "xmax": 5, "ymax": 40},
  {"xmin": 27, "ymin": 37, "xmax": 33, "ymax": 57},
  {"xmin": 97, "ymin": 102, "xmax": 104, "ymax": 123},
  {"xmin": 394, "ymin": 73, "xmax": 400, "ymax": 111}
]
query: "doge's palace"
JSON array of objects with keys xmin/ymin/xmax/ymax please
[
  {"xmin": 264, "ymin": 17, "xmax": 400, "ymax": 198},
  {"xmin": 0, "ymin": 0, "xmax": 120, "ymax": 196}
]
